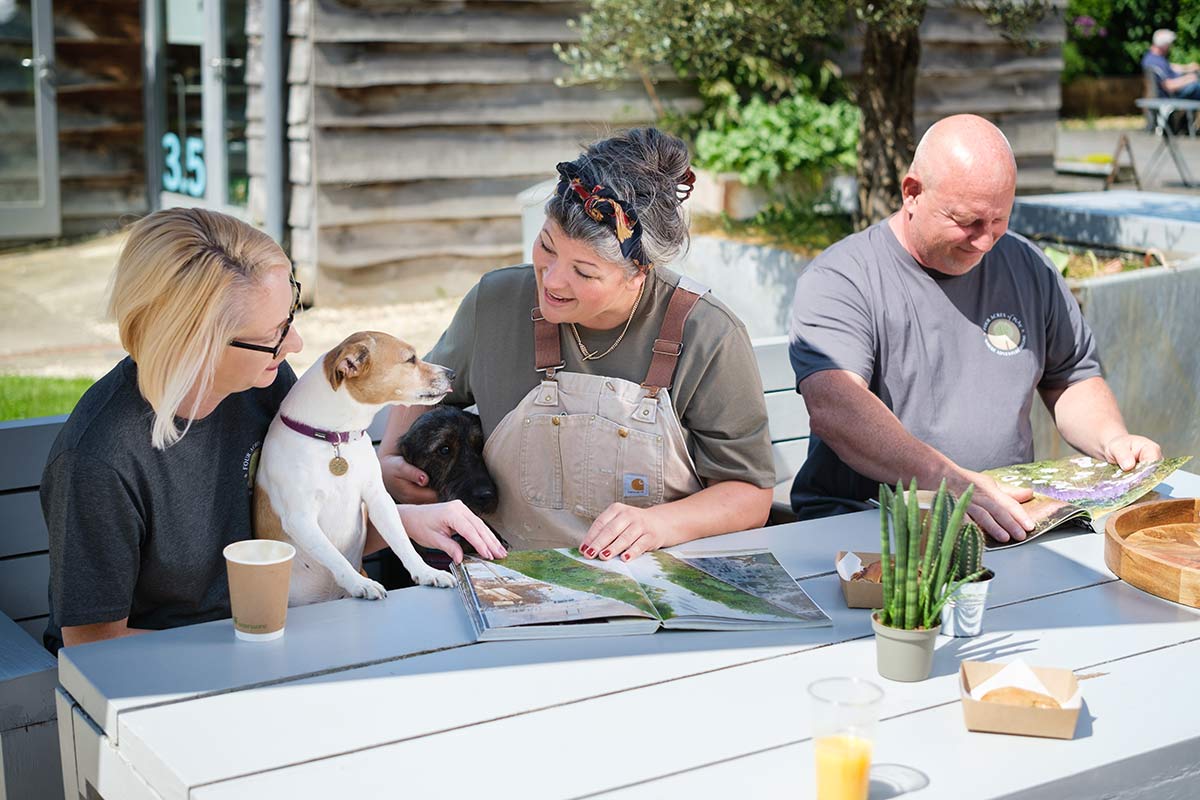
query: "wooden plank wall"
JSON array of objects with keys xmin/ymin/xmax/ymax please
[
  {"xmin": 915, "ymin": 0, "xmax": 1065, "ymax": 193},
  {"xmin": 287, "ymin": 0, "xmax": 694, "ymax": 301},
  {"xmin": 52, "ymin": 0, "xmax": 147, "ymax": 236},
  {"xmin": 276, "ymin": 0, "xmax": 1062, "ymax": 293}
]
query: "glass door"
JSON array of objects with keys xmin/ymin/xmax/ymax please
[
  {"xmin": 159, "ymin": 0, "xmax": 248, "ymax": 214},
  {"xmin": 0, "ymin": 0, "xmax": 60, "ymax": 239}
]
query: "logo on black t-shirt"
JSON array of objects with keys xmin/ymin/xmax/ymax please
[
  {"xmin": 983, "ymin": 313, "xmax": 1026, "ymax": 356},
  {"xmin": 243, "ymin": 440, "xmax": 263, "ymax": 490}
]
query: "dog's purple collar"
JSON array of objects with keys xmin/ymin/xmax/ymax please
[{"xmin": 280, "ymin": 414, "xmax": 366, "ymax": 444}]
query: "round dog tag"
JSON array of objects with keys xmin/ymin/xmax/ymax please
[{"xmin": 329, "ymin": 456, "xmax": 349, "ymax": 476}]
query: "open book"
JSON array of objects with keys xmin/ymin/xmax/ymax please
[
  {"xmin": 981, "ymin": 455, "xmax": 1191, "ymax": 549},
  {"xmin": 451, "ymin": 548, "xmax": 831, "ymax": 641}
]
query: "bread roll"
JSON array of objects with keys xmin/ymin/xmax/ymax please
[{"xmin": 980, "ymin": 686, "xmax": 1060, "ymax": 709}]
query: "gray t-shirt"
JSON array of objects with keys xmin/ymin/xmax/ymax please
[
  {"xmin": 426, "ymin": 264, "xmax": 775, "ymax": 488},
  {"xmin": 788, "ymin": 220, "xmax": 1102, "ymax": 517},
  {"xmin": 41, "ymin": 357, "xmax": 296, "ymax": 653}
]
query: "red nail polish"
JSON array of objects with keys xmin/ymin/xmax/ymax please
[
  {"xmin": 621, "ymin": 552, "xmax": 631, "ymax": 561},
  {"xmin": 582, "ymin": 547, "xmax": 593, "ymax": 557},
  {"xmin": 601, "ymin": 549, "xmax": 611, "ymax": 559}
]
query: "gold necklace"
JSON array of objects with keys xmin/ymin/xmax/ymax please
[{"xmin": 569, "ymin": 280, "xmax": 646, "ymax": 362}]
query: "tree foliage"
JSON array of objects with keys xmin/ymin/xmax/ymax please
[{"xmin": 557, "ymin": 0, "xmax": 1057, "ymax": 227}]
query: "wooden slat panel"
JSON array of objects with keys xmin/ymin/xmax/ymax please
[
  {"xmin": 916, "ymin": 71, "xmax": 1060, "ymax": 116},
  {"xmin": 0, "ymin": 491, "xmax": 48, "ymax": 559},
  {"xmin": 315, "ymin": 42, "xmax": 566, "ymax": 87},
  {"xmin": 0, "ymin": 417, "xmax": 66, "ymax": 492},
  {"xmin": 764, "ymin": 390, "xmax": 810, "ymax": 444},
  {"xmin": 318, "ymin": 217, "xmax": 522, "ymax": 269},
  {"xmin": 751, "ymin": 336, "xmax": 793, "ymax": 393},
  {"xmin": 312, "ymin": 0, "xmax": 583, "ymax": 44},
  {"xmin": 0, "ymin": 554, "xmax": 50, "ymax": 621},
  {"xmin": 317, "ymin": 175, "xmax": 543, "ymax": 227},
  {"xmin": 919, "ymin": 3, "xmax": 1067, "ymax": 45},
  {"xmin": 313, "ymin": 125, "xmax": 597, "ymax": 183},
  {"xmin": 314, "ymin": 82, "xmax": 688, "ymax": 128}
]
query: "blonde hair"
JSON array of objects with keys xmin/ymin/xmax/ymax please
[{"xmin": 108, "ymin": 207, "xmax": 287, "ymax": 449}]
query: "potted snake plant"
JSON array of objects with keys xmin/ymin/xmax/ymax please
[
  {"xmin": 940, "ymin": 523, "xmax": 995, "ymax": 637},
  {"xmin": 872, "ymin": 479, "xmax": 986, "ymax": 682}
]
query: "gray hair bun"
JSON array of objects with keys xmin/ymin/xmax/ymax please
[{"xmin": 546, "ymin": 127, "xmax": 692, "ymax": 275}]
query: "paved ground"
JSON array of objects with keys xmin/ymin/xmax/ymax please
[
  {"xmin": 1, "ymin": 122, "xmax": 1197, "ymax": 380},
  {"xmin": 0, "ymin": 233, "xmax": 462, "ymax": 378}
]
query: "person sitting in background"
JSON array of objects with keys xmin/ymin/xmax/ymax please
[{"xmin": 1142, "ymin": 28, "xmax": 1200, "ymax": 100}]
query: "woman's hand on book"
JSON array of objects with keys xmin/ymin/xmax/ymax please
[
  {"xmin": 580, "ymin": 503, "xmax": 665, "ymax": 563},
  {"xmin": 1101, "ymin": 434, "xmax": 1162, "ymax": 472}
]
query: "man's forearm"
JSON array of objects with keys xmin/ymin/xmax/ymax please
[
  {"xmin": 803, "ymin": 373, "xmax": 960, "ymax": 491},
  {"xmin": 1042, "ymin": 376, "xmax": 1128, "ymax": 458}
]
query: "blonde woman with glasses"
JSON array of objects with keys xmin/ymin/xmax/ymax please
[{"xmin": 37, "ymin": 207, "xmax": 304, "ymax": 653}]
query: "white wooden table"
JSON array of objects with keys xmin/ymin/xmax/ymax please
[{"xmin": 56, "ymin": 470, "xmax": 1200, "ymax": 800}]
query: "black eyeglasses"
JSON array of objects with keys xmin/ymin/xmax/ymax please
[{"xmin": 228, "ymin": 275, "xmax": 302, "ymax": 358}]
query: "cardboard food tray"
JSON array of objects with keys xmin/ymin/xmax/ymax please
[
  {"xmin": 836, "ymin": 551, "xmax": 884, "ymax": 609},
  {"xmin": 959, "ymin": 661, "xmax": 1081, "ymax": 740}
]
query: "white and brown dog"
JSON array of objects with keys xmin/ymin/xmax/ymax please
[{"xmin": 254, "ymin": 331, "xmax": 456, "ymax": 606}]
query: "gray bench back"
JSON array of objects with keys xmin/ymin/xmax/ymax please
[{"xmin": 0, "ymin": 415, "xmax": 64, "ymax": 647}]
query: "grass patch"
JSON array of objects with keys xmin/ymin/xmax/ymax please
[{"xmin": 0, "ymin": 375, "xmax": 93, "ymax": 422}]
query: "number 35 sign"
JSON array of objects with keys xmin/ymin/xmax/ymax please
[{"xmin": 162, "ymin": 133, "xmax": 207, "ymax": 198}]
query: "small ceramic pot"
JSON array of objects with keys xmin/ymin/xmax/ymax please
[{"xmin": 872, "ymin": 611, "xmax": 939, "ymax": 682}]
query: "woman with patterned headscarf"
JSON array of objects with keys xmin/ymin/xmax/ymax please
[{"xmin": 379, "ymin": 129, "xmax": 774, "ymax": 562}]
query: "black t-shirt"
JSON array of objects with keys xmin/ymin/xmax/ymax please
[{"xmin": 41, "ymin": 357, "xmax": 296, "ymax": 653}]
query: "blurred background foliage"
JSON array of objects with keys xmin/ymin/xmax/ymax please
[{"xmin": 1063, "ymin": 0, "xmax": 1200, "ymax": 82}]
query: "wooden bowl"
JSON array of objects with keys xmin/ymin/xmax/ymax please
[{"xmin": 1104, "ymin": 499, "xmax": 1200, "ymax": 607}]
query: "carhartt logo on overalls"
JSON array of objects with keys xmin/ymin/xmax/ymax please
[{"xmin": 624, "ymin": 474, "xmax": 650, "ymax": 497}]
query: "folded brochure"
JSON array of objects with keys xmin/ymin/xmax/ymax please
[
  {"xmin": 452, "ymin": 548, "xmax": 831, "ymax": 641},
  {"xmin": 982, "ymin": 455, "xmax": 1191, "ymax": 549}
]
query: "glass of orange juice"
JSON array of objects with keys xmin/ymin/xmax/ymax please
[{"xmin": 808, "ymin": 677, "xmax": 883, "ymax": 800}]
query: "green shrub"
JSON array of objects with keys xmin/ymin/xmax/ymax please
[{"xmin": 693, "ymin": 94, "xmax": 859, "ymax": 188}]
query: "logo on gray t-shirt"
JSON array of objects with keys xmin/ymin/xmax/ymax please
[{"xmin": 983, "ymin": 312, "xmax": 1026, "ymax": 356}]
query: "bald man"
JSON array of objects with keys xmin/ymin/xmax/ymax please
[{"xmin": 787, "ymin": 114, "xmax": 1162, "ymax": 543}]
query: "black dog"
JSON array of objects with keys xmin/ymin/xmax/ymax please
[{"xmin": 397, "ymin": 406, "xmax": 498, "ymax": 515}]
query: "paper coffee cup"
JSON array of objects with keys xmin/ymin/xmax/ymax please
[{"xmin": 224, "ymin": 540, "xmax": 295, "ymax": 642}]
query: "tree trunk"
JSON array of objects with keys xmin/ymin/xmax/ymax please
[{"xmin": 855, "ymin": 20, "xmax": 922, "ymax": 229}]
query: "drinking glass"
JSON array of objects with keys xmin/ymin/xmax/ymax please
[{"xmin": 809, "ymin": 677, "xmax": 883, "ymax": 800}]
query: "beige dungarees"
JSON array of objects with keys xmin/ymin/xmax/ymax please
[{"xmin": 481, "ymin": 278, "xmax": 709, "ymax": 550}]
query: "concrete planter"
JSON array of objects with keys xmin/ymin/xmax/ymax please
[
  {"xmin": 872, "ymin": 612, "xmax": 939, "ymax": 682},
  {"xmin": 1012, "ymin": 192, "xmax": 1200, "ymax": 461}
]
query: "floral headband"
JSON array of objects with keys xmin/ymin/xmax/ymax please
[{"xmin": 554, "ymin": 163, "xmax": 696, "ymax": 273}]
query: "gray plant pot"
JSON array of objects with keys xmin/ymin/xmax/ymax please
[
  {"xmin": 940, "ymin": 569, "xmax": 995, "ymax": 638},
  {"xmin": 872, "ymin": 612, "xmax": 939, "ymax": 682}
]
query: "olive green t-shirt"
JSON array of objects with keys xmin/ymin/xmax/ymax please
[{"xmin": 426, "ymin": 264, "xmax": 775, "ymax": 489}]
